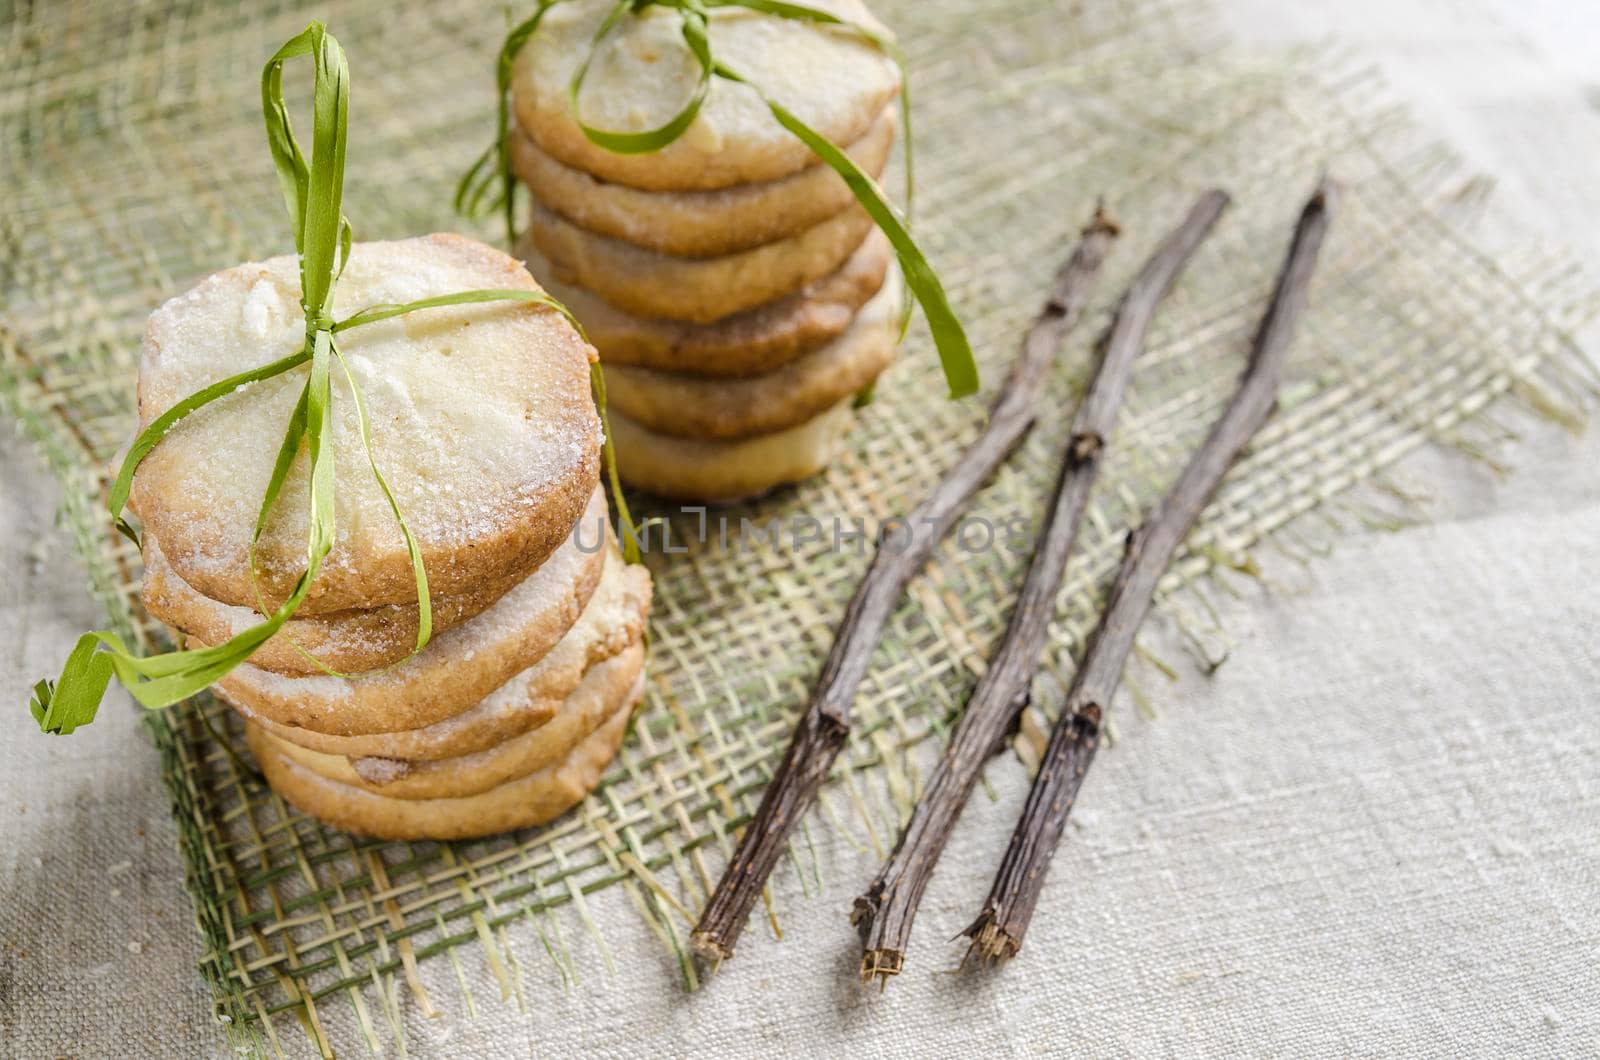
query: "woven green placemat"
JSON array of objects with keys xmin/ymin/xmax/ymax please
[{"xmin": 3, "ymin": 0, "xmax": 1596, "ymax": 1055}]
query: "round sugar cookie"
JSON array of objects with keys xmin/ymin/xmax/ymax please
[
  {"xmin": 526, "ymin": 199, "xmax": 875, "ymax": 324},
  {"xmin": 605, "ymin": 265, "xmax": 900, "ymax": 440},
  {"xmin": 510, "ymin": 106, "xmax": 894, "ymax": 257},
  {"xmin": 246, "ymin": 674, "xmax": 643, "ymax": 841},
  {"xmin": 511, "ymin": 0, "xmax": 900, "ymax": 191},
  {"xmin": 519, "ymin": 230, "xmax": 890, "ymax": 377},
  {"xmin": 143, "ymin": 487, "xmax": 607, "ymax": 676},
  {"xmin": 234, "ymin": 546, "xmax": 651, "ymax": 761},
  {"xmin": 131, "ymin": 233, "xmax": 600, "ymax": 614},
  {"xmin": 271, "ymin": 642, "xmax": 644, "ymax": 801},
  {"xmin": 209, "ymin": 531, "xmax": 648, "ymax": 737},
  {"xmin": 610, "ymin": 401, "xmax": 856, "ymax": 503}
]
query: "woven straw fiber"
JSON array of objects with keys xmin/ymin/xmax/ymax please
[{"xmin": 3, "ymin": 0, "xmax": 1597, "ymax": 1055}]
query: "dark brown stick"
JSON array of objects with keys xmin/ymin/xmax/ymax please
[
  {"xmin": 852, "ymin": 190, "xmax": 1231, "ymax": 984},
  {"xmin": 689, "ymin": 207, "xmax": 1121, "ymax": 962},
  {"xmin": 963, "ymin": 177, "xmax": 1340, "ymax": 965}
]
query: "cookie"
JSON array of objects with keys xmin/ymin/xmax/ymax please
[
  {"xmin": 510, "ymin": 106, "xmax": 894, "ymax": 257},
  {"xmin": 209, "ymin": 530, "xmax": 647, "ymax": 737},
  {"xmin": 526, "ymin": 199, "xmax": 874, "ymax": 324},
  {"xmin": 511, "ymin": 0, "xmax": 899, "ymax": 191},
  {"xmin": 131, "ymin": 234, "xmax": 600, "ymax": 614},
  {"xmin": 604, "ymin": 266, "xmax": 900, "ymax": 440},
  {"xmin": 235, "ymin": 544, "xmax": 650, "ymax": 761},
  {"xmin": 142, "ymin": 487, "xmax": 607, "ymax": 676},
  {"xmin": 269, "ymin": 642, "xmax": 644, "ymax": 800},
  {"xmin": 246, "ymin": 671, "xmax": 642, "ymax": 840},
  {"xmin": 519, "ymin": 230, "xmax": 890, "ymax": 377},
  {"xmin": 609, "ymin": 400, "xmax": 856, "ymax": 503}
]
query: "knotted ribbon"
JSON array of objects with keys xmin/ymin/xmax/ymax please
[
  {"xmin": 456, "ymin": 0, "xmax": 979, "ymax": 399},
  {"xmin": 32, "ymin": 23, "xmax": 625, "ymax": 734}
]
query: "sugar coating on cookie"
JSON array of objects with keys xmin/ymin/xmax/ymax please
[
  {"xmin": 132, "ymin": 233, "xmax": 600, "ymax": 614},
  {"xmin": 512, "ymin": 0, "xmax": 900, "ymax": 191}
]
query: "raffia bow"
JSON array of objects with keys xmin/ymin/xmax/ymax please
[
  {"xmin": 32, "ymin": 23, "xmax": 630, "ymax": 734},
  {"xmin": 456, "ymin": 0, "xmax": 980, "ymax": 400}
]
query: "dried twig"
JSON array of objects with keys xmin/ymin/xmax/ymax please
[
  {"xmin": 852, "ymin": 190, "xmax": 1231, "ymax": 984},
  {"xmin": 690, "ymin": 206, "xmax": 1122, "ymax": 962},
  {"xmin": 964, "ymin": 177, "xmax": 1340, "ymax": 965}
]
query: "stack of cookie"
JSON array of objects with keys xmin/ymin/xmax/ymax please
[
  {"xmin": 133, "ymin": 234, "xmax": 652, "ymax": 840},
  {"xmin": 510, "ymin": 0, "xmax": 905, "ymax": 501}
]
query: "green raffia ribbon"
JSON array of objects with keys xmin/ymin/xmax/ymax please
[
  {"xmin": 456, "ymin": 0, "xmax": 978, "ymax": 399},
  {"xmin": 31, "ymin": 22, "xmax": 623, "ymax": 735}
]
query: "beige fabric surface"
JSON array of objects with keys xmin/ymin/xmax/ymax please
[{"xmin": 3, "ymin": 1, "xmax": 1598, "ymax": 1055}]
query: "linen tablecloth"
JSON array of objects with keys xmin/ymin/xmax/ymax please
[{"xmin": 3, "ymin": 0, "xmax": 1596, "ymax": 1054}]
